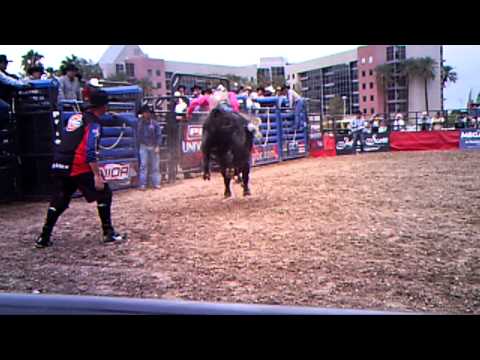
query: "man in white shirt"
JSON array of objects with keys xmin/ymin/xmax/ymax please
[{"xmin": 350, "ymin": 111, "xmax": 366, "ymax": 154}]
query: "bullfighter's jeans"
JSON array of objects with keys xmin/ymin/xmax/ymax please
[
  {"xmin": 139, "ymin": 144, "xmax": 161, "ymax": 187},
  {"xmin": 351, "ymin": 130, "xmax": 365, "ymax": 153}
]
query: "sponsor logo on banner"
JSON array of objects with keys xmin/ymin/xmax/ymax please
[
  {"xmin": 182, "ymin": 141, "xmax": 202, "ymax": 154},
  {"xmin": 186, "ymin": 125, "xmax": 203, "ymax": 141},
  {"xmin": 336, "ymin": 131, "xmax": 390, "ymax": 155},
  {"xmin": 66, "ymin": 114, "xmax": 83, "ymax": 132},
  {"xmin": 460, "ymin": 129, "xmax": 480, "ymax": 150},
  {"xmin": 252, "ymin": 144, "xmax": 279, "ymax": 165},
  {"xmin": 100, "ymin": 163, "xmax": 130, "ymax": 181}
]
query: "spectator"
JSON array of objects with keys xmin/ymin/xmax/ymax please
[
  {"xmin": 432, "ymin": 111, "xmax": 445, "ymax": 131},
  {"xmin": 255, "ymin": 87, "xmax": 265, "ymax": 98},
  {"xmin": 174, "ymin": 91, "xmax": 188, "ymax": 114},
  {"xmin": 238, "ymin": 86, "xmax": 248, "ymax": 97},
  {"xmin": 137, "ymin": 105, "xmax": 162, "ymax": 190},
  {"xmin": 280, "ymin": 85, "xmax": 302, "ymax": 108},
  {"xmin": 419, "ymin": 111, "xmax": 430, "ymax": 131},
  {"xmin": 177, "ymin": 85, "xmax": 186, "ymax": 96},
  {"xmin": 191, "ymin": 85, "xmax": 202, "ymax": 98},
  {"xmin": 350, "ymin": 111, "xmax": 366, "ymax": 154},
  {"xmin": 0, "ymin": 54, "xmax": 31, "ymax": 109},
  {"xmin": 280, "ymin": 85, "xmax": 305, "ymax": 130},
  {"xmin": 371, "ymin": 114, "xmax": 380, "ymax": 139},
  {"xmin": 264, "ymin": 85, "xmax": 274, "ymax": 97},
  {"xmin": 392, "ymin": 113, "xmax": 405, "ymax": 131},
  {"xmin": 25, "ymin": 65, "xmax": 45, "ymax": 80},
  {"xmin": 185, "ymin": 90, "xmax": 211, "ymax": 118},
  {"xmin": 456, "ymin": 113, "xmax": 468, "ymax": 129},
  {"xmin": 58, "ymin": 63, "xmax": 81, "ymax": 101}
]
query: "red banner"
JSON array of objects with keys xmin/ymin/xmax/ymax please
[
  {"xmin": 310, "ymin": 134, "xmax": 336, "ymax": 157},
  {"xmin": 390, "ymin": 131, "xmax": 460, "ymax": 152}
]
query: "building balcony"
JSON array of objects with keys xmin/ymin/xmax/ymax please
[
  {"xmin": 387, "ymin": 99, "xmax": 407, "ymax": 103},
  {"xmin": 324, "ymin": 82, "xmax": 335, "ymax": 87}
]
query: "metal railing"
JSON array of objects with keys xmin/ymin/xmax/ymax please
[{"xmin": 0, "ymin": 293, "xmax": 414, "ymax": 315}]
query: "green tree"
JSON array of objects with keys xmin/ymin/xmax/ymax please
[
  {"xmin": 401, "ymin": 57, "xmax": 437, "ymax": 113},
  {"xmin": 59, "ymin": 54, "xmax": 80, "ymax": 73},
  {"xmin": 59, "ymin": 54, "xmax": 103, "ymax": 79},
  {"xmin": 21, "ymin": 49, "xmax": 44, "ymax": 74},
  {"xmin": 327, "ymin": 95, "xmax": 345, "ymax": 118},
  {"xmin": 133, "ymin": 77, "xmax": 154, "ymax": 96},
  {"xmin": 375, "ymin": 63, "xmax": 395, "ymax": 115},
  {"xmin": 441, "ymin": 65, "xmax": 458, "ymax": 88}
]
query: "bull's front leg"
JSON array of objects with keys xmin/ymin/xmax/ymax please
[{"xmin": 242, "ymin": 161, "xmax": 251, "ymax": 196}]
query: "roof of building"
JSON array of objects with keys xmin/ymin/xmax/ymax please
[
  {"xmin": 286, "ymin": 49, "xmax": 358, "ymax": 74},
  {"xmin": 99, "ymin": 45, "xmax": 127, "ymax": 64}
]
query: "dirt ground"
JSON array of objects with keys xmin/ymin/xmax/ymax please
[{"xmin": 1, "ymin": 150, "xmax": 479, "ymax": 314}]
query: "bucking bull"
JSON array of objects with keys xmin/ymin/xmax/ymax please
[{"xmin": 201, "ymin": 107, "xmax": 256, "ymax": 198}]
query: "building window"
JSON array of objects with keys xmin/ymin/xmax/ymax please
[
  {"xmin": 368, "ymin": 56, "xmax": 373, "ymax": 64},
  {"xmin": 363, "ymin": 108, "xmax": 367, "ymax": 114},
  {"xmin": 361, "ymin": 58, "xmax": 366, "ymax": 64},
  {"xmin": 115, "ymin": 64, "xmax": 124, "ymax": 74},
  {"xmin": 362, "ymin": 96, "xmax": 367, "ymax": 102},
  {"xmin": 387, "ymin": 46, "xmax": 394, "ymax": 61},
  {"xmin": 292, "ymin": 74, "xmax": 295, "ymax": 79},
  {"xmin": 369, "ymin": 69, "xmax": 373, "ymax": 76},
  {"xmin": 156, "ymin": 82, "xmax": 162, "ymax": 89},
  {"xmin": 165, "ymin": 72, "xmax": 173, "ymax": 79},
  {"xmin": 147, "ymin": 69, "xmax": 153, "ymax": 76},
  {"xmin": 371, "ymin": 108, "xmax": 375, "ymax": 114},
  {"xmin": 370, "ymin": 82, "xmax": 374, "ymax": 89},
  {"xmin": 362, "ymin": 83, "xmax": 366, "ymax": 90},
  {"xmin": 352, "ymin": 82, "xmax": 359, "ymax": 92},
  {"xmin": 125, "ymin": 63, "xmax": 135, "ymax": 77},
  {"xmin": 370, "ymin": 95, "xmax": 374, "ymax": 101},
  {"xmin": 362, "ymin": 71, "xmax": 366, "ymax": 77},
  {"xmin": 156, "ymin": 70, "xmax": 161, "ymax": 76}
]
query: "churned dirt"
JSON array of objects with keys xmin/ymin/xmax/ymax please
[{"xmin": 1, "ymin": 150, "xmax": 480, "ymax": 314}]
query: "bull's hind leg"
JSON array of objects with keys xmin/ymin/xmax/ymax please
[
  {"xmin": 221, "ymin": 169, "xmax": 232, "ymax": 198},
  {"xmin": 241, "ymin": 164, "xmax": 251, "ymax": 196}
]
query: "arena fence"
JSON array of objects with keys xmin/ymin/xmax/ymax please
[{"xmin": 4, "ymin": 86, "xmax": 480, "ymax": 202}]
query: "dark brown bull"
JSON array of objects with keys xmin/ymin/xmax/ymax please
[{"xmin": 201, "ymin": 108, "xmax": 253, "ymax": 198}]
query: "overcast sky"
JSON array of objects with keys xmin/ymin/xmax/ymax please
[{"xmin": 1, "ymin": 45, "xmax": 478, "ymax": 108}]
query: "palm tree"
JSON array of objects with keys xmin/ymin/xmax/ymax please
[
  {"xmin": 59, "ymin": 54, "xmax": 80, "ymax": 74},
  {"xmin": 403, "ymin": 57, "xmax": 437, "ymax": 113},
  {"xmin": 441, "ymin": 65, "xmax": 458, "ymax": 88},
  {"xmin": 374, "ymin": 63, "xmax": 394, "ymax": 115},
  {"xmin": 21, "ymin": 49, "xmax": 44, "ymax": 74},
  {"xmin": 134, "ymin": 77, "xmax": 154, "ymax": 96}
]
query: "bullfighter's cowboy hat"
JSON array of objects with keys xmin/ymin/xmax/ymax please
[{"xmin": 86, "ymin": 90, "xmax": 109, "ymax": 108}]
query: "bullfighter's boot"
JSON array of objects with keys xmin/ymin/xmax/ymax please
[
  {"xmin": 35, "ymin": 207, "xmax": 59, "ymax": 248},
  {"xmin": 97, "ymin": 203, "xmax": 124, "ymax": 244}
]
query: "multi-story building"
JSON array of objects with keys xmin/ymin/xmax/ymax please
[
  {"xmin": 99, "ymin": 45, "xmax": 257, "ymax": 96},
  {"xmin": 257, "ymin": 57, "xmax": 288, "ymax": 87},
  {"xmin": 287, "ymin": 45, "xmax": 443, "ymax": 116},
  {"xmin": 99, "ymin": 45, "xmax": 443, "ymax": 115}
]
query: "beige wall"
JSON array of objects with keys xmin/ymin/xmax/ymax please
[{"xmin": 406, "ymin": 45, "xmax": 442, "ymax": 113}]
